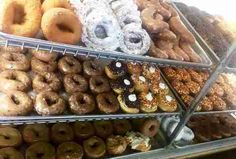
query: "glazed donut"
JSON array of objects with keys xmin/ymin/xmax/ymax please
[
  {"xmin": 0, "ymin": 46, "xmax": 27, "ymax": 54},
  {"xmin": 131, "ymin": 74, "xmax": 149, "ymax": 93},
  {"xmin": 93, "ymin": 121, "xmax": 113, "ymax": 139},
  {"xmin": 41, "ymin": 8, "xmax": 82, "ymax": 44},
  {"xmin": 58, "ymin": 56, "xmax": 82, "ymax": 74},
  {"xmin": 127, "ymin": 62, "xmax": 142, "ymax": 74},
  {"xmin": 74, "ymin": 121, "xmax": 95, "ymax": 139},
  {"xmin": 89, "ymin": 76, "xmax": 111, "ymax": 94},
  {"xmin": 63, "ymin": 74, "xmax": 88, "ymax": 94},
  {"xmin": 179, "ymin": 42, "xmax": 202, "ymax": 63},
  {"xmin": 83, "ymin": 136, "xmax": 106, "ymax": 159},
  {"xmin": 22, "ymin": 124, "xmax": 49, "ymax": 144},
  {"xmin": 113, "ymin": 119, "xmax": 132, "ymax": 135},
  {"xmin": 141, "ymin": 6, "xmax": 169, "ymax": 33},
  {"xmin": 33, "ymin": 72, "xmax": 61, "ymax": 93},
  {"xmin": 148, "ymin": 41, "xmax": 169, "ymax": 59},
  {"xmin": 0, "ymin": 70, "xmax": 31, "ymax": 93},
  {"xmin": 106, "ymin": 135, "xmax": 127, "ymax": 155},
  {"xmin": 31, "ymin": 57, "xmax": 57, "ymax": 75},
  {"xmin": 57, "ymin": 142, "xmax": 83, "ymax": 159},
  {"xmin": 83, "ymin": 60, "xmax": 103, "ymax": 77},
  {"xmin": 158, "ymin": 29, "xmax": 177, "ymax": 42},
  {"xmin": 0, "ymin": 0, "xmax": 41, "ymax": 37},
  {"xmin": 140, "ymin": 119, "xmax": 160, "ymax": 137},
  {"xmin": 30, "ymin": 49, "xmax": 57, "ymax": 62},
  {"xmin": 118, "ymin": 91, "xmax": 140, "ymax": 114},
  {"xmin": 120, "ymin": 23, "xmax": 151, "ymax": 55},
  {"xmin": 51, "ymin": 123, "xmax": 74, "ymax": 144},
  {"xmin": 26, "ymin": 142, "xmax": 55, "ymax": 159},
  {"xmin": 0, "ymin": 127, "xmax": 22, "ymax": 147},
  {"xmin": 35, "ymin": 91, "xmax": 65, "ymax": 116},
  {"xmin": 0, "ymin": 52, "xmax": 30, "ymax": 71},
  {"xmin": 173, "ymin": 45, "xmax": 190, "ymax": 62},
  {"xmin": 96, "ymin": 92, "xmax": 120, "ymax": 114},
  {"xmin": 0, "ymin": 147, "xmax": 23, "ymax": 159},
  {"xmin": 105, "ymin": 61, "xmax": 127, "ymax": 80},
  {"xmin": 0, "ymin": 91, "xmax": 33, "ymax": 116},
  {"xmin": 135, "ymin": 0, "xmax": 156, "ymax": 10},
  {"xmin": 68, "ymin": 92, "xmax": 95, "ymax": 114},
  {"xmin": 42, "ymin": 0, "xmax": 73, "ymax": 13}
]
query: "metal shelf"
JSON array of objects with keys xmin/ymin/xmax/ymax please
[{"xmin": 0, "ymin": 31, "xmax": 212, "ymax": 69}]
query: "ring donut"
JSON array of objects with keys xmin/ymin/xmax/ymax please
[
  {"xmin": 74, "ymin": 121, "xmax": 95, "ymax": 140},
  {"xmin": 0, "ymin": 52, "xmax": 30, "ymax": 71},
  {"xmin": 83, "ymin": 60, "xmax": 103, "ymax": 77},
  {"xmin": 0, "ymin": 0, "xmax": 41, "ymax": 37},
  {"xmin": 0, "ymin": 127, "xmax": 22, "ymax": 147},
  {"xmin": 42, "ymin": 0, "xmax": 73, "ymax": 13},
  {"xmin": 68, "ymin": 92, "xmax": 95, "ymax": 115},
  {"xmin": 58, "ymin": 56, "xmax": 82, "ymax": 74},
  {"xmin": 140, "ymin": 119, "xmax": 160, "ymax": 137},
  {"xmin": 51, "ymin": 123, "xmax": 74, "ymax": 144},
  {"xmin": 106, "ymin": 135, "xmax": 127, "ymax": 155},
  {"xmin": 26, "ymin": 142, "xmax": 55, "ymax": 159},
  {"xmin": 30, "ymin": 49, "xmax": 58, "ymax": 62},
  {"xmin": 64, "ymin": 74, "xmax": 88, "ymax": 94},
  {"xmin": 0, "ymin": 147, "xmax": 24, "ymax": 159},
  {"xmin": 57, "ymin": 142, "xmax": 83, "ymax": 159},
  {"xmin": 0, "ymin": 70, "xmax": 31, "ymax": 93},
  {"xmin": 113, "ymin": 119, "xmax": 132, "ymax": 135},
  {"xmin": 31, "ymin": 57, "xmax": 57, "ymax": 75},
  {"xmin": 89, "ymin": 76, "xmax": 111, "ymax": 94},
  {"xmin": 0, "ymin": 91, "xmax": 33, "ymax": 116},
  {"xmin": 41, "ymin": 8, "xmax": 82, "ymax": 44},
  {"xmin": 35, "ymin": 91, "xmax": 65, "ymax": 116},
  {"xmin": 93, "ymin": 120, "xmax": 113, "ymax": 139},
  {"xmin": 0, "ymin": 46, "xmax": 27, "ymax": 54}
]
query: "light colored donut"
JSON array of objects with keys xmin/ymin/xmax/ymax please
[
  {"xmin": 0, "ymin": 127, "xmax": 22, "ymax": 147},
  {"xmin": 0, "ymin": 147, "xmax": 24, "ymax": 159},
  {"xmin": 30, "ymin": 49, "xmax": 58, "ymax": 62},
  {"xmin": 42, "ymin": 0, "xmax": 73, "ymax": 13}
]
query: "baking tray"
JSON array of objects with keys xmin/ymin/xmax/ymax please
[
  {"xmin": 171, "ymin": 1, "xmax": 221, "ymax": 65},
  {"xmin": 0, "ymin": 18, "xmax": 213, "ymax": 69}
]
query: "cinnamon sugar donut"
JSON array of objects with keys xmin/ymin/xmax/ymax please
[
  {"xmin": 0, "ymin": 52, "xmax": 30, "ymax": 71},
  {"xmin": 31, "ymin": 57, "xmax": 57, "ymax": 75},
  {"xmin": 83, "ymin": 60, "xmax": 103, "ymax": 77},
  {"xmin": 68, "ymin": 92, "xmax": 95, "ymax": 115},
  {"xmin": 58, "ymin": 56, "xmax": 82, "ymax": 74},
  {"xmin": 89, "ymin": 76, "xmax": 111, "ymax": 94},
  {"xmin": 96, "ymin": 92, "xmax": 119, "ymax": 114},
  {"xmin": 64, "ymin": 74, "xmax": 88, "ymax": 94}
]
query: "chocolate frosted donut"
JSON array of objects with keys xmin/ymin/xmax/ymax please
[
  {"xmin": 0, "ymin": 147, "xmax": 24, "ymax": 159},
  {"xmin": 63, "ymin": 74, "xmax": 88, "ymax": 94},
  {"xmin": 96, "ymin": 92, "xmax": 120, "ymax": 114},
  {"xmin": 31, "ymin": 57, "xmax": 57, "ymax": 75},
  {"xmin": 93, "ymin": 121, "xmax": 113, "ymax": 139},
  {"xmin": 105, "ymin": 61, "xmax": 127, "ymax": 79},
  {"xmin": 26, "ymin": 142, "xmax": 55, "ymax": 159},
  {"xmin": 57, "ymin": 142, "xmax": 83, "ymax": 159},
  {"xmin": 0, "ymin": 52, "xmax": 30, "ymax": 71},
  {"xmin": 113, "ymin": 119, "xmax": 132, "ymax": 135},
  {"xmin": 83, "ymin": 60, "xmax": 103, "ymax": 77},
  {"xmin": 51, "ymin": 123, "xmax": 74, "ymax": 144},
  {"xmin": 33, "ymin": 72, "xmax": 61, "ymax": 93},
  {"xmin": 110, "ymin": 75, "xmax": 134, "ymax": 94},
  {"xmin": 69, "ymin": 92, "xmax": 95, "ymax": 115},
  {"xmin": 58, "ymin": 56, "xmax": 82, "ymax": 74},
  {"xmin": 0, "ymin": 127, "xmax": 22, "ymax": 147},
  {"xmin": 118, "ymin": 91, "xmax": 140, "ymax": 114},
  {"xmin": 23, "ymin": 124, "xmax": 49, "ymax": 144},
  {"xmin": 89, "ymin": 76, "xmax": 111, "ymax": 94},
  {"xmin": 74, "ymin": 121, "xmax": 95, "ymax": 140}
]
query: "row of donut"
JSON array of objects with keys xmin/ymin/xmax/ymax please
[
  {"xmin": 162, "ymin": 68, "xmax": 236, "ymax": 111},
  {"xmin": 0, "ymin": 119, "xmax": 159, "ymax": 158}
]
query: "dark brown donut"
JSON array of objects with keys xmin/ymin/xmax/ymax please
[
  {"xmin": 63, "ymin": 74, "xmax": 88, "ymax": 94},
  {"xmin": 57, "ymin": 142, "xmax": 83, "ymax": 159},
  {"xmin": 113, "ymin": 120, "xmax": 132, "ymax": 135},
  {"xmin": 74, "ymin": 121, "xmax": 95, "ymax": 139},
  {"xmin": 68, "ymin": 92, "xmax": 95, "ymax": 114},
  {"xmin": 96, "ymin": 92, "xmax": 119, "ymax": 114},
  {"xmin": 58, "ymin": 56, "xmax": 82, "ymax": 74},
  {"xmin": 83, "ymin": 60, "xmax": 103, "ymax": 77},
  {"xmin": 26, "ymin": 142, "xmax": 55, "ymax": 159},
  {"xmin": 93, "ymin": 121, "xmax": 113, "ymax": 139},
  {"xmin": 0, "ymin": 127, "xmax": 22, "ymax": 147},
  {"xmin": 0, "ymin": 147, "xmax": 24, "ymax": 159},
  {"xmin": 51, "ymin": 123, "xmax": 74, "ymax": 144},
  {"xmin": 89, "ymin": 76, "xmax": 111, "ymax": 94}
]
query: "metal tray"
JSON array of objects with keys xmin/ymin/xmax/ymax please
[
  {"xmin": 0, "ymin": 20, "xmax": 212, "ymax": 69},
  {"xmin": 171, "ymin": 2, "xmax": 220, "ymax": 65}
]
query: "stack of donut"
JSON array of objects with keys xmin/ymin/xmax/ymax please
[
  {"xmin": 136, "ymin": 0, "xmax": 202, "ymax": 62},
  {"xmin": 0, "ymin": 118, "xmax": 159, "ymax": 158},
  {"xmin": 105, "ymin": 60, "xmax": 178, "ymax": 114}
]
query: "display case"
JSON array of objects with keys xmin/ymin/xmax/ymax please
[{"xmin": 0, "ymin": 0, "xmax": 236, "ymax": 159}]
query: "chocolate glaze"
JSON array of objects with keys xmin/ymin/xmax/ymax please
[
  {"xmin": 110, "ymin": 75, "xmax": 134, "ymax": 90},
  {"xmin": 108, "ymin": 61, "xmax": 127, "ymax": 75},
  {"xmin": 122, "ymin": 91, "xmax": 140, "ymax": 108}
]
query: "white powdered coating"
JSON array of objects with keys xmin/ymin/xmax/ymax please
[
  {"xmin": 166, "ymin": 95, "xmax": 173, "ymax": 102},
  {"xmin": 139, "ymin": 76, "xmax": 146, "ymax": 82},
  {"xmin": 124, "ymin": 79, "xmax": 131, "ymax": 85},
  {"xmin": 116, "ymin": 62, "xmax": 122, "ymax": 68},
  {"xmin": 145, "ymin": 92, "xmax": 153, "ymax": 101},
  {"xmin": 159, "ymin": 83, "xmax": 166, "ymax": 89},
  {"xmin": 149, "ymin": 66, "xmax": 155, "ymax": 73},
  {"xmin": 128, "ymin": 94, "xmax": 137, "ymax": 102}
]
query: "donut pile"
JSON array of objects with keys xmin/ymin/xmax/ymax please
[
  {"xmin": 105, "ymin": 61, "xmax": 178, "ymax": 113},
  {"xmin": 136, "ymin": 0, "xmax": 202, "ymax": 62},
  {"xmin": 162, "ymin": 67, "xmax": 236, "ymax": 111},
  {"xmin": 70, "ymin": 0, "xmax": 151, "ymax": 55},
  {"xmin": 0, "ymin": 119, "xmax": 159, "ymax": 158}
]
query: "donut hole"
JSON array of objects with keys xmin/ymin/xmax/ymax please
[
  {"xmin": 105, "ymin": 98, "xmax": 112, "ymax": 105},
  {"xmin": 45, "ymin": 97, "xmax": 57, "ymax": 106},
  {"xmin": 90, "ymin": 141, "xmax": 99, "ymax": 148},
  {"xmin": 65, "ymin": 149, "xmax": 73, "ymax": 153},
  {"xmin": 57, "ymin": 24, "xmax": 73, "ymax": 33},
  {"xmin": 11, "ymin": 95, "xmax": 20, "ymax": 105},
  {"xmin": 72, "ymin": 77, "xmax": 82, "ymax": 85},
  {"xmin": 149, "ymin": 125, "xmax": 156, "ymax": 132},
  {"xmin": 59, "ymin": 130, "xmax": 67, "ymax": 135},
  {"xmin": 78, "ymin": 98, "xmax": 86, "ymax": 105},
  {"xmin": 13, "ymin": 4, "xmax": 26, "ymax": 25},
  {"xmin": 3, "ymin": 135, "xmax": 10, "ymax": 140},
  {"xmin": 95, "ymin": 25, "xmax": 108, "ymax": 39},
  {"xmin": 36, "ymin": 152, "xmax": 44, "ymax": 159},
  {"xmin": 66, "ymin": 60, "xmax": 75, "ymax": 67},
  {"xmin": 129, "ymin": 34, "xmax": 141, "ymax": 44},
  {"xmin": 90, "ymin": 63, "xmax": 97, "ymax": 70},
  {"xmin": 95, "ymin": 80, "xmax": 104, "ymax": 87},
  {"xmin": 3, "ymin": 155, "xmax": 10, "ymax": 159}
]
